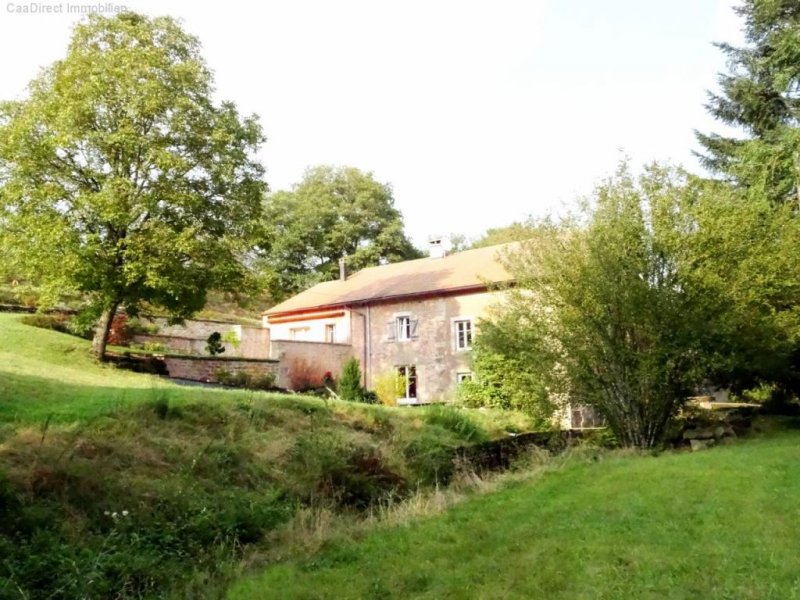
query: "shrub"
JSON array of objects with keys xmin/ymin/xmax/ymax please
[
  {"xmin": 287, "ymin": 357, "xmax": 326, "ymax": 392},
  {"xmin": 373, "ymin": 370, "xmax": 404, "ymax": 407},
  {"xmin": 206, "ymin": 332, "xmax": 225, "ymax": 356},
  {"xmin": 222, "ymin": 329, "xmax": 241, "ymax": 350},
  {"xmin": 457, "ymin": 348, "xmax": 551, "ymax": 426},
  {"xmin": 338, "ymin": 358, "xmax": 365, "ymax": 402},
  {"xmin": 250, "ymin": 372, "xmax": 277, "ymax": 391},
  {"xmin": 106, "ymin": 313, "xmax": 131, "ymax": 345}
]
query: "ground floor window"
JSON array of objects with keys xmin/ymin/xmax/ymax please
[
  {"xmin": 456, "ymin": 371, "xmax": 473, "ymax": 383},
  {"xmin": 325, "ymin": 323, "xmax": 336, "ymax": 343},
  {"xmin": 397, "ymin": 365, "xmax": 417, "ymax": 400}
]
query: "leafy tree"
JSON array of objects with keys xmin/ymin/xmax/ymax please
[
  {"xmin": 0, "ymin": 13, "xmax": 266, "ymax": 358},
  {"xmin": 471, "ymin": 221, "xmax": 540, "ymax": 248},
  {"xmin": 696, "ymin": 0, "xmax": 800, "ymax": 204},
  {"xmin": 260, "ymin": 166, "xmax": 421, "ymax": 300},
  {"xmin": 338, "ymin": 357, "xmax": 365, "ymax": 403},
  {"xmin": 487, "ymin": 164, "xmax": 712, "ymax": 448}
]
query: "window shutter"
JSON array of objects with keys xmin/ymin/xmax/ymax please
[
  {"xmin": 410, "ymin": 319, "xmax": 419, "ymax": 339},
  {"xmin": 386, "ymin": 321, "xmax": 396, "ymax": 341}
]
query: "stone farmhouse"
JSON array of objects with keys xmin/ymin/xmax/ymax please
[{"xmin": 263, "ymin": 240, "xmax": 513, "ymax": 404}]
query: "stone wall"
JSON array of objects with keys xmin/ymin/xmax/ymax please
[
  {"xmin": 163, "ymin": 356, "xmax": 279, "ymax": 384},
  {"xmin": 269, "ymin": 340, "xmax": 353, "ymax": 390},
  {"xmin": 131, "ymin": 334, "xmax": 206, "ymax": 355},
  {"xmin": 143, "ymin": 317, "xmax": 237, "ymax": 339}
]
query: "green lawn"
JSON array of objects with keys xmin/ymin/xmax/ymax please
[
  {"xmin": 0, "ymin": 312, "xmax": 270, "ymax": 424},
  {"xmin": 230, "ymin": 431, "xmax": 800, "ymax": 600}
]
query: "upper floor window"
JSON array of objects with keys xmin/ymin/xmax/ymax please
[
  {"xmin": 325, "ymin": 323, "xmax": 336, "ymax": 344},
  {"xmin": 388, "ymin": 315, "xmax": 418, "ymax": 341},
  {"xmin": 397, "ymin": 316, "xmax": 411, "ymax": 340},
  {"xmin": 454, "ymin": 319, "xmax": 473, "ymax": 351}
]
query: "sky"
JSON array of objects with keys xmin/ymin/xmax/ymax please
[{"xmin": 0, "ymin": 0, "xmax": 744, "ymax": 246}]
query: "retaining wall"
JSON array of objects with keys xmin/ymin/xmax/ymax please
[{"xmin": 163, "ymin": 356, "xmax": 279, "ymax": 384}]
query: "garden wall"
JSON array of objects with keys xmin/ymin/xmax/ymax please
[
  {"xmin": 132, "ymin": 318, "xmax": 270, "ymax": 359},
  {"xmin": 163, "ymin": 356, "xmax": 279, "ymax": 384}
]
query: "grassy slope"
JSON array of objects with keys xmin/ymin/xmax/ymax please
[
  {"xmin": 231, "ymin": 432, "xmax": 800, "ymax": 600},
  {"xmin": 0, "ymin": 313, "xmax": 532, "ymax": 598}
]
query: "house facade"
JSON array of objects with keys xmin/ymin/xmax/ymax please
[{"xmin": 263, "ymin": 242, "xmax": 512, "ymax": 404}]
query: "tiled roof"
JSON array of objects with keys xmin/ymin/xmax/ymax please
[{"xmin": 265, "ymin": 243, "xmax": 515, "ymax": 316}]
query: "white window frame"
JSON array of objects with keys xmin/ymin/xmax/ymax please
[{"xmin": 453, "ymin": 317, "xmax": 473, "ymax": 351}]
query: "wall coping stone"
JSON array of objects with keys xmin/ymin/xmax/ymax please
[{"xmin": 163, "ymin": 355, "xmax": 278, "ymax": 363}]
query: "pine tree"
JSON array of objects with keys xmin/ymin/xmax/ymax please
[
  {"xmin": 695, "ymin": 0, "xmax": 800, "ymax": 204},
  {"xmin": 338, "ymin": 358, "xmax": 365, "ymax": 403}
]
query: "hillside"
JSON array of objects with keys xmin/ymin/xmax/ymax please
[
  {"xmin": 231, "ymin": 429, "xmax": 800, "ymax": 599},
  {"xmin": 5, "ymin": 313, "xmax": 798, "ymax": 600},
  {"xmin": 0, "ymin": 313, "xmax": 526, "ymax": 598}
]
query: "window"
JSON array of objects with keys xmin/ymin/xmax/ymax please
[
  {"xmin": 325, "ymin": 323, "xmax": 336, "ymax": 343},
  {"xmin": 289, "ymin": 327, "xmax": 310, "ymax": 341},
  {"xmin": 397, "ymin": 365, "xmax": 417, "ymax": 400},
  {"xmin": 456, "ymin": 372, "xmax": 473, "ymax": 384},
  {"xmin": 454, "ymin": 319, "xmax": 473, "ymax": 351},
  {"xmin": 396, "ymin": 315, "xmax": 412, "ymax": 341},
  {"xmin": 387, "ymin": 315, "xmax": 418, "ymax": 341}
]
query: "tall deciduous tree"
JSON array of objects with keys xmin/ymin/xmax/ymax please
[
  {"xmin": 0, "ymin": 13, "xmax": 266, "ymax": 358},
  {"xmin": 696, "ymin": 0, "xmax": 800, "ymax": 204},
  {"xmin": 260, "ymin": 166, "xmax": 421, "ymax": 300},
  {"xmin": 486, "ymin": 165, "xmax": 712, "ymax": 448}
]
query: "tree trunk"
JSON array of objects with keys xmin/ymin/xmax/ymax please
[{"xmin": 92, "ymin": 302, "xmax": 119, "ymax": 361}]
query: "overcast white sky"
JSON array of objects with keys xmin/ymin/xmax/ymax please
[{"xmin": 0, "ymin": 0, "xmax": 743, "ymax": 246}]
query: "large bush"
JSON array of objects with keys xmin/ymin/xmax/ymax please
[
  {"xmin": 457, "ymin": 343, "xmax": 554, "ymax": 428},
  {"xmin": 483, "ymin": 165, "xmax": 714, "ymax": 448}
]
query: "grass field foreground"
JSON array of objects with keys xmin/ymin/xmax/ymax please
[{"xmin": 231, "ymin": 431, "xmax": 800, "ymax": 600}]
